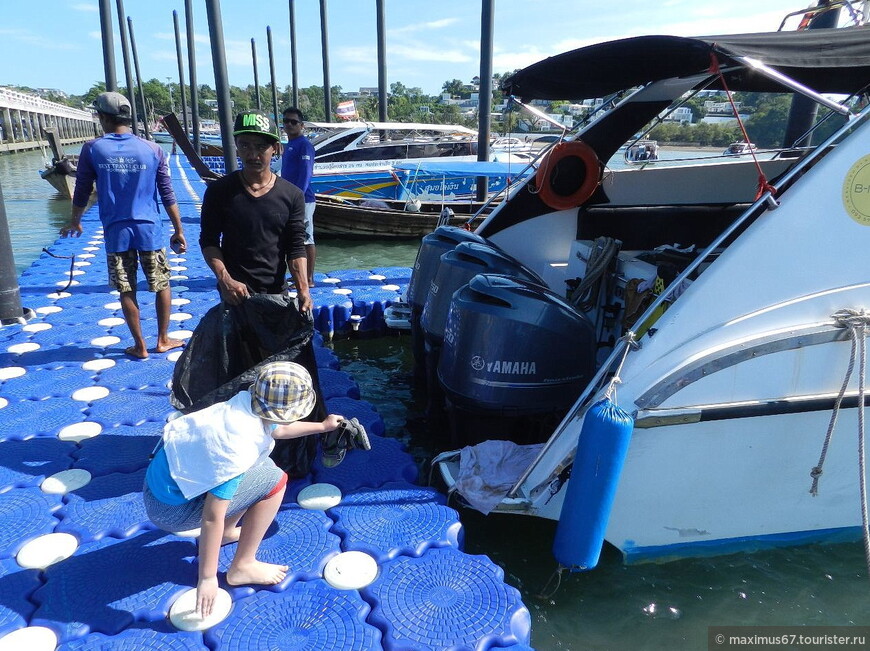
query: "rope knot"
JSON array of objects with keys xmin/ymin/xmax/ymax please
[{"xmin": 832, "ymin": 308, "xmax": 870, "ymax": 330}]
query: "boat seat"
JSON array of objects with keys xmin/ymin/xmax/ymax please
[{"xmin": 579, "ymin": 204, "xmax": 749, "ymax": 251}]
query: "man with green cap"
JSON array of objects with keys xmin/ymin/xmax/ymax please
[{"xmin": 199, "ymin": 109, "xmax": 311, "ymax": 313}]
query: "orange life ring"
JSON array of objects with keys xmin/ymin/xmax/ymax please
[{"xmin": 534, "ymin": 140, "xmax": 600, "ymax": 210}]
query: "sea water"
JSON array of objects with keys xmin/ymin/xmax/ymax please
[{"xmin": 2, "ymin": 148, "xmax": 868, "ymax": 650}]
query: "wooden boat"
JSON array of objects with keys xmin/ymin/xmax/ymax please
[
  {"xmin": 314, "ymin": 194, "xmax": 490, "ymax": 239},
  {"xmin": 39, "ymin": 128, "xmax": 77, "ymax": 199},
  {"xmin": 160, "ymin": 113, "xmax": 221, "ymax": 182}
]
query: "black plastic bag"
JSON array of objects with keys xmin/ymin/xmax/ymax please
[{"xmin": 170, "ymin": 293, "xmax": 323, "ymax": 477}]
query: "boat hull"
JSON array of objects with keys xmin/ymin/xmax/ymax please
[
  {"xmin": 39, "ymin": 166, "xmax": 75, "ymax": 199},
  {"xmin": 314, "ymin": 195, "xmax": 488, "ymax": 239}
]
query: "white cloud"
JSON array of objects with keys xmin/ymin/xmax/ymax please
[
  {"xmin": 72, "ymin": 3, "xmax": 98, "ymax": 12},
  {"xmin": 0, "ymin": 28, "xmax": 78, "ymax": 50},
  {"xmin": 390, "ymin": 18, "xmax": 461, "ymax": 35},
  {"xmin": 390, "ymin": 43, "xmax": 472, "ymax": 64}
]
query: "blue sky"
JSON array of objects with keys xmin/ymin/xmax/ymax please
[{"xmin": 0, "ymin": 1, "xmax": 833, "ymax": 97}]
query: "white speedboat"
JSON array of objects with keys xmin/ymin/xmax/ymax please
[
  {"xmin": 307, "ymin": 121, "xmax": 480, "ymax": 198},
  {"xmin": 723, "ymin": 141, "xmax": 759, "ymax": 155},
  {"xmin": 420, "ymin": 25, "xmax": 870, "ymax": 566}
]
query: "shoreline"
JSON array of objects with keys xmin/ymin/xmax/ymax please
[{"xmin": 659, "ymin": 144, "xmax": 724, "ymax": 152}]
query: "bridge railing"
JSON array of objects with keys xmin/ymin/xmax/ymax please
[{"xmin": 0, "ymin": 87, "xmax": 94, "ymax": 121}]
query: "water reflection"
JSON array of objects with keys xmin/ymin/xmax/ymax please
[{"xmin": 1, "ymin": 147, "xmax": 82, "ymax": 273}]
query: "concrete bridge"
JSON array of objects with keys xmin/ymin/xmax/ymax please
[{"xmin": 0, "ymin": 87, "xmax": 99, "ymax": 154}]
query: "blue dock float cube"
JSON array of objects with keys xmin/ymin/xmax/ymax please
[
  {"xmin": 0, "ymin": 487, "xmax": 64, "ymax": 560},
  {"xmin": 363, "ymin": 547, "xmax": 532, "ymax": 651},
  {"xmin": 31, "ymin": 531, "xmax": 198, "ymax": 644},
  {"xmin": 0, "ymin": 438, "xmax": 76, "ymax": 492},
  {"xmin": 203, "ymin": 580, "xmax": 382, "ymax": 651},
  {"xmin": 330, "ymin": 481, "xmax": 464, "ymax": 562},
  {"xmin": 215, "ymin": 504, "xmax": 341, "ymax": 599},
  {"xmin": 0, "ymin": 558, "xmax": 41, "ymax": 639}
]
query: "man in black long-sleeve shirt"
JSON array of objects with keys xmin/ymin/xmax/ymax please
[{"xmin": 199, "ymin": 109, "xmax": 312, "ymax": 312}]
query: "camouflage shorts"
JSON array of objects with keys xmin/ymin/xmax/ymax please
[{"xmin": 106, "ymin": 249, "xmax": 170, "ymax": 293}]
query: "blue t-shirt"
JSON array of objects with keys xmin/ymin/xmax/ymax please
[
  {"xmin": 145, "ymin": 446, "xmax": 243, "ymax": 505},
  {"xmin": 73, "ymin": 132, "xmax": 178, "ymax": 253},
  {"xmin": 280, "ymin": 136, "xmax": 316, "ymax": 203}
]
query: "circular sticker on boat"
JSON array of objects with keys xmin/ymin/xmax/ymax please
[{"xmin": 843, "ymin": 154, "xmax": 870, "ymax": 226}]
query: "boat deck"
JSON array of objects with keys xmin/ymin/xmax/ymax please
[{"xmin": 0, "ymin": 154, "xmax": 533, "ymax": 650}]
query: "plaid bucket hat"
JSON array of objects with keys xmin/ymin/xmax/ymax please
[{"xmin": 250, "ymin": 362, "xmax": 316, "ymax": 424}]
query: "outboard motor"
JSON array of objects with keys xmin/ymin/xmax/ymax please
[
  {"xmin": 438, "ymin": 274, "xmax": 597, "ymax": 447},
  {"xmin": 407, "ymin": 226, "xmax": 486, "ymax": 383},
  {"xmin": 420, "ymin": 242, "xmax": 546, "ymax": 418}
]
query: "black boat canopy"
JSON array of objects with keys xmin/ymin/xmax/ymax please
[{"xmin": 502, "ymin": 26, "xmax": 870, "ymax": 100}]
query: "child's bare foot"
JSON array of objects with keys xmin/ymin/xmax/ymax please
[
  {"xmin": 221, "ymin": 527, "xmax": 242, "ymax": 545},
  {"xmin": 226, "ymin": 560, "xmax": 288, "ymax": 586},
  {"xmin": 125, "ymin": 345, "xmax": 148, "ymax": 359},
  {"xmin": 155, "ymin": 338, "xmax": 184, "ymax": 353}
]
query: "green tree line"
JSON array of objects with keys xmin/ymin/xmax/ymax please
[
  {"xmin": 647, "ymin": 92, "xmax": 849, "ymax": 148},
  {"xmin": 20, "ymin": 74, "xmax": 512, "ymax": 130},
  {"xmin": 10, "ymin": 80, "xmax": 852, "ymax": 147}
]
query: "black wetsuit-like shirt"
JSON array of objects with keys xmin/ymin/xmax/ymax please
[{"xmin": 199, "ymin": 172, "xmax": 307, "ymax": 294}]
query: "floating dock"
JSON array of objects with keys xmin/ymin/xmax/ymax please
[{"xmin": 0, "ymin": 155, "xmax": 533, "ymax": 650}]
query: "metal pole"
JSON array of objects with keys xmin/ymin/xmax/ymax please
[
  {"xmin": 267, "ymin": 26, "xmax": 280, "ymax": 131},
  {"xmin": 0, "ymin": 181, "xmax": 26, "ymax": 325},
  {"xmin": 98, "ymin": 0, "xmax": 117, "ymax": 91},
  {"xmin": 115, "ymin": 0, "xmax": 139, "ymax": 135},
  {"xmin": 174, "ymin": 10, "xmax": 190, "ymax": 135},
  {"xmin": 476, "ymin": 0, "xmax": 494, "ymax": 201},
  {"xmin": 184, "ymin": 0, "xmax": 200, "ymax": 155},
  {"xmin": 205, "ymin": 0, "xmax": 237, "ymax": 172},
  {"xmin": 252, "ymin": 38, "xmax": 262, "ymax": 111},
  {"xmin": 127, "ymin": 17, "xmax": 151, "ymax": 140},
  {"xmin": 288, "ymin": 0, "xmax": 299, "ymax": 108},
  {"xmin": 319, "ymin": 0, "xmax": 332, "ymax": 120},
  {"xmin": 376, "ymin": 0, "xmax": 387, "ymax": 122},
  {"xmin": 782, "ymin": 1, "xmax": 841, "ymax": 148}
]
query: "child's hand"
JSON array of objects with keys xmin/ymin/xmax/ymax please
[
  {"xmin": 196, "ymin": 576, "xmax": 219, "ymax": 619},
  {"xmin": 322, "ymin": 414, "xmax": 343, "ymax": 431}
]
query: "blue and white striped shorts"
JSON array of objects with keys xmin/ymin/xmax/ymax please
[{"xmin": 142, "ymin": 456, "xmax": 285, "ymax": 533}]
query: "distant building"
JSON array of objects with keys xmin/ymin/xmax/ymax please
[
  {"xmin": 36, "ymin": 88, "xmax": 68, "ymax": 99},
  {"xmin": 662, "ymin": 106, "xmax": 694, "ymax": 124},
  {"xmin": 704, "ymin": 100, "xmax": 743, "ymax": 114},
  {"xmin": 343, "ymin": 87, "xmax": 382, "ymax": 100}
]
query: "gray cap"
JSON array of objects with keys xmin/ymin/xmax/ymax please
[{"xmin": 93, "ymin": 91, "xmax": 132, "ymax": 117}]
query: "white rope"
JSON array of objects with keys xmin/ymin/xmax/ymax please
[
  {"xmin": 809, "ymin": 308, "xmax": 870, "ymax": 578},
  {"xmin": 604, "ymin": 332, "xmax": 637, "ymax": 403}
]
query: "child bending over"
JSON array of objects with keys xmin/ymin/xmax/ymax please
[{"xmin": 143, "ymin": 361, "xmax": 350, "ymax": 617}]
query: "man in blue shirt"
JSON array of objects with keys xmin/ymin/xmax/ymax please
[
  {"xmin": 280, "ymin": 107, "xmax": 316, "ymax": 286},
  {"xmin": 60, "ymin": 91, "xmax": 187, "ymax": 359}
]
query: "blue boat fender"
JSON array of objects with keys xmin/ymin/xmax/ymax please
[{"xmin": 552, "ymin": 397, "xmax": 634, "ymax": 571}]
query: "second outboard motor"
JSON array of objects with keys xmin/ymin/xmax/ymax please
[
  {"xmin": 438, "ymin": 274, "xmax": 597, "ymax": 447},
  {"xmin": 420, "ymin": 242, "xmax": 546, "ymax": 417},
  {"xmin": 407, "ymin": 226, "xmax": 486, "ymax": 382}
]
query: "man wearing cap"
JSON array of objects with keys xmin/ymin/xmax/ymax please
[
  {"xmin": 60, "ymin": 91, "xmax": 187, "ymax": 359},
  {"xmin": 143, "ymin": 361, "xmax": 358, "ymax": 618},
  {"xmin": 199, "ymin": 109, "xmax": 311, "ymax": 313}
]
